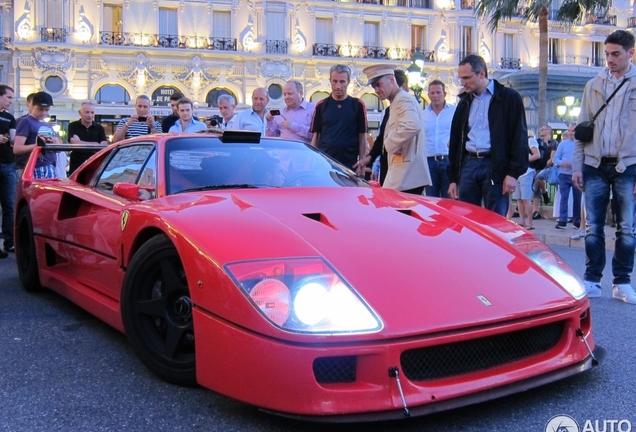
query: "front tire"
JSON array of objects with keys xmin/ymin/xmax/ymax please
[
  {"xmin": 121, "ymin": 235, "xmax": 196, "ymax": 386},
  {"xmin": 15, "ymin": 206, "xmax": 42, "ymax": 292}
]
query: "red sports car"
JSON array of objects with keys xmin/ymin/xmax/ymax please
[{"xmin": 15, "ymin": 131, "xmax": 603, "ymax": 421}]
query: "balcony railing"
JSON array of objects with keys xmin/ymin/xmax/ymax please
[
  {"xmin": 99, "ymin": 31, "xmax": 237, "ymax": 51},
  {"xmin": 500, "ymin": 57, "xmax": 521, "ymax": 69},
  {"xmin": 312, "ymin": 43, "xmax": 431, "ymax": 61},
  {"xmin": 266, "ymin": 40, "xmax": 288, "ymax": 54},
  {"xmin": 337, "ymin": 0, "xmax": 427, "ymax": 6},
  {"xmin": 628, "ymin": 17, "xmax": 636, "ymax": 28},
  {"xmin": 548, "ymin": 54, "xmax": 590, "ymax": 66},
  {"xmin": 586, "ymin": 14, "xmax": 617, "ymax": 26},
  {"xmin": 1, "ymin": 37, "xmax": 11, "ymax": 50},
  {"xmin": 590, "ymin": 55, "xmax": 605, "ymax": 67},
  {"xmin": 41, "ymin": 28, "xmax": 67, "ymax": 43}
]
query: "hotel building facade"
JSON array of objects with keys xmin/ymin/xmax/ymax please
[{"xmin": 1, "ymin": 0, "xmax": 634, "ymax": 137}]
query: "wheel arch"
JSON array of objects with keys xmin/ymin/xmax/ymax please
[{"xmin": 125, "ymin": 227, "xmax": 171, "ymax": 268}]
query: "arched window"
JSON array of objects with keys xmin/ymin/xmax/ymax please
[
  {"xmin": 206, "ymin": 88, "xmax": 237, "ymax": 108},
  {"xmin": 309, "ymin": 91, "xmax": 329, "ymax": 103},
  {"xmin": 360, "ymin": 93, "xmax": 383, "ymax": 112},
  {"xmin": 96, "ymin": 84, "xmax": 131, "ymax": 104}
]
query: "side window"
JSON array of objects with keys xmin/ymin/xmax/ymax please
[{"xmin": 95, "ymin": 144, "xmax": 155, "ymax": 193}]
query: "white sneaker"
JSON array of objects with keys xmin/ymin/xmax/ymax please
[
  {"xmin": 584, "ymin": 281, "xmax": 602, "ymax": 298},
  {"xmin": 571, "ymin": 230, "xmax": 586, "ymax": 240},
  {"xmin": 612, "ymin": 284, "xmax": 636, "ymax": 304}
]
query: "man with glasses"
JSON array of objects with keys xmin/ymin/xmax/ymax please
[
  {"xmin": 310, "ymin": 64, "xmax": 368, "ymax": 176},
  {"xmin": 447, "ymin": 55, "xmax": 528, "ymax": 216}
]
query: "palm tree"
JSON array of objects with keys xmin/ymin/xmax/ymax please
[{"xmin": 475, "ymin": 0, "xmax": 609, "ymax": 129}]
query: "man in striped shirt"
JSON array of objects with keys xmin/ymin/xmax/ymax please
[{"xmin": 113, "ymin": 95, "xmax": 161, "ymax": 142}]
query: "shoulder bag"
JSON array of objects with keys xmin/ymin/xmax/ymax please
[{"xmin": 574, "ymin": 77, "xmax": 628, "ymax": 142}]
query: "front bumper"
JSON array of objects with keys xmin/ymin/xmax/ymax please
[{"xmin": 193, "ymin": 304, "xmax": 601, "ymax": 420}]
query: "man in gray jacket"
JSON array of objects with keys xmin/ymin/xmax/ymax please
[{"xmin": 572, "ymin": 30, "xmax": 636, "ymax": 304}]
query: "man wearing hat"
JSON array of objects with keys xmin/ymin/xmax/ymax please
[
  {"xmin": 14, "ymin": 91, "xmax": 61, "ymax": 179},
  {"xmin": 356, "ymin": 64, "xmax": 430, "ymax": 194}
]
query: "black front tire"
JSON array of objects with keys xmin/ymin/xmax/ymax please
[
  {"xmin": 15, "ymin": 206, "xmax": 42, "ymax": 292},
  {"xmin": 121, "ymin": 235, "xmax": 196, "ymax": 386}
]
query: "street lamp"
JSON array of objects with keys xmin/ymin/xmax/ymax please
[
  {"xmin": 556, "ymin": 95, "xmax": 580, "ymax": 122},
  {"xmin": 407, "ymin": 48, "xmax": 427, "ymax": 104}
]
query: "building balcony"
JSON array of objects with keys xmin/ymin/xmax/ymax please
[
  {"xmin": 266, "ymin": 40, "xmax": 288, "ymax": 54},
  {"xmin": 548, "ymin": 54, "xmax": 590, "ymax": 66},
  {"xmin": 336, "ymin": 0, "xmax": 429, "ymax": 6},
  {"xmin": 1, "ymin": 37, "xmax": 11, "ymax": 50},
  {"xmin": 499, "ymin": 57, "xmax": 521, "ymax": 69},
  {"xmin": 99, "ymin": 31, "xmax": 237, "ymax": 51},
  {"xmin": 590, "ymin": 56, "xmax": 605, "ymax": 67},
  {"xmin": 41, "ymin": 28, "xmax": 67, "ymax": 43},
  {"xmin": 312, "ymin": 43, "xmax": 429, "ymax": 61},
  {"xmin": 628, "ymin": 17, "xmax": 636, "ymax": 28},
  {"xmin": 586, "ymin": 14, "xmax": 617, "ymax": 25}
]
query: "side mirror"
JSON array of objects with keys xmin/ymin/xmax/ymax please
[{"xmin": 113, "ymin": 182, "xmax": 147, "ymax": 201}]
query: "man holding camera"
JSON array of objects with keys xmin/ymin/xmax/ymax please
[
  {"xmin": 113, "ymin": 95, "xmax": 161, "ymax": 143},
  {"xmin": 265, "ymin": 81, "xmax": 315, "ymax": 144},
  {"xmin": 216, "ymin": 94, "xmax": 237, "ymax": 129},
  {"xmin": 13, "ymin": 91, "xmax": 60, "ymax": 179}
]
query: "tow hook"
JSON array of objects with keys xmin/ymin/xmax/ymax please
[
  {"xmin": 576, "ymin": 328, "xmax": 598, "ymax": 366},
  {"xmin": 388, "ymin": 367, "xmax": 410, "ymax": 417}
]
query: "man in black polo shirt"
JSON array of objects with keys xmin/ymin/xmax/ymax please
[
  {"xmin": 68, "ymin": 101, "xmax": 108, "ymax": 173},
  {"xmin": 0, "ymin": 84, "xmax": 16, "ymax": 256}
]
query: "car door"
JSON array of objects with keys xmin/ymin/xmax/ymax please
[{"xmin": 57, "ymin": 143, "xmax": 157, "ymax": 300}]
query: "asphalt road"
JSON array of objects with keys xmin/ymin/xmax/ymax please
[{"xmin": 1, "ymin": 246, "xmax": 635, "ymax": 432}]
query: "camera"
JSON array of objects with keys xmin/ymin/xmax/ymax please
[
  {"xmin": 137, "ymin": 116, "xmax": 147, "ymax": 122},
  {"xmin": 209, "ymin": 115, "xmax": 224, "ymax": 127},
  {"xmin": 270, "ymin": 109, "xmax": 280, "ymax": 116},
  {"xmin": 48, "ymin": 115, "xmax": 57, "ymax": 122}
]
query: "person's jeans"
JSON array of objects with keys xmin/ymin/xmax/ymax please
[
  {"xmin": 583, "ymin": 163, "xmax": 636, "ymax": 284},
  {"xmin": 458, "ymin": 157, "xmax": 509, "ymax": 216},
  {"xmin": 0, "ymin": 162, "xmax": 17, "ymax": 247},
  {"xmin": 557, "ymin": 173, "xmax": 581, "ymax": 225},
  {"xmin": 425, "ymin": 157, "xmax": 450, "ymax": 198}
]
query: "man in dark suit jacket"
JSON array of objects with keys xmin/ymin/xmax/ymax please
[{"xmin": 447, "ymin": 55, "xmax": 528, "ymax": 216}]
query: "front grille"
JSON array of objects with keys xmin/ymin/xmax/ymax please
[
  {"xmin": 313, "ymin": 356, "xmax": 357, "ymax": 384},
  {"xmin": 401, "ymin": 321, "xmax": 565, "ymax": 381}
]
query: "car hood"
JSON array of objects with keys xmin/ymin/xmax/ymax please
[{"xmin": 157, "ymin": 187, "xmax": 580, "ymax": 338}]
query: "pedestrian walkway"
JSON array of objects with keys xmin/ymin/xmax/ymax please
[{"xmin": 511, "ymin": 206, "xmax": 615, "ymax": 251}]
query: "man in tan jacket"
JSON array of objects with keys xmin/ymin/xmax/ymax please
[{"xmin": 356, "ymin": 64, "xmax": 430, "ymax": 194}]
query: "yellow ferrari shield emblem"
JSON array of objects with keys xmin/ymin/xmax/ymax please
[{"xmin": 121, "ymin": 210, "xmax": 129, "ymax": 231}]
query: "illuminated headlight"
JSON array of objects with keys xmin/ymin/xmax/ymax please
[
  {"xmin": 511, "ymin": 238, "xmax": 587, "ymax": 299},
  {"xmin": 225, "ymin": 258, "xmax": 382, "ymax": 334}
]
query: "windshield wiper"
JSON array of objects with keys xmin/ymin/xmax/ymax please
[{"xmin": 176, "ymin": 184, "xmax": 262, "ymax": 194}]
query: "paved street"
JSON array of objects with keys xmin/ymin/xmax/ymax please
[{"xmin": 1, "ymin": 245, "xmax": 635, "ymax": 432}]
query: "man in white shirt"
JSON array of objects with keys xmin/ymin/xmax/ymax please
[
  {"xmin": 236, "ymin": 88, "xmax": 269, "ymax": 134},
  {"xmin": 423, "ymin": 79, "xmax": 455, "ymax": 198}
]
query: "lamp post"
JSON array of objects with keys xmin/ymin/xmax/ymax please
[
  {"xmin": 556, "ymin": 95, "xmax": 580, "ymax": 122},
  {"xmin": 407, "ymin": 48, "xmax": 427, "ymax": 104}
]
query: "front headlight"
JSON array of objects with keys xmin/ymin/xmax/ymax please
[
  {"xmin": 225, "ymin": 258, "xmax": 382, "ymax": 334},
  {"xmin": 511, "ymin": 238, "xmax": 587, "ymax": 299}
]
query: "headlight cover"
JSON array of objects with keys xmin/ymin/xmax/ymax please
[
  {"xmin": 225, "ymin": 258, "xmax": 382, "ymax": 334},
  {"xmin": 510, "ymin": 237, "xmax": 587, "ymax": 299}
]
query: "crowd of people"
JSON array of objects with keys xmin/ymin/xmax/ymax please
[{"xmin": 1, "ymin": 29, "xmax": 635, "ymax": 306}]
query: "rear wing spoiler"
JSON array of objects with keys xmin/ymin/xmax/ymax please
[{"xmin": 21, "ymin": 144, "xmax": 111, "ymax": 181}]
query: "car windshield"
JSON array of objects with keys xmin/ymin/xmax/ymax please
[{"xmin": 165, "ymin": 137, "xmax": 367, "ymax": 195}]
